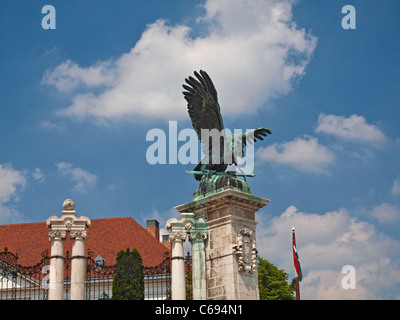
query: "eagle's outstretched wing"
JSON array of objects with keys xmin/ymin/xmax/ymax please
[
  {"xmin": 229, "ymin": 128, "xmax": 272, "ymax": 161},
  {"xmin": 182, "ymin": 70, "xmax": 272, "ymax": 181},
  {"xmin": 182, "ymin": 70, "xmax": 224, "ymax": 150},
  {"xmin": 242, "ymin": 128, "xmax": 272, "ymax": 145}
]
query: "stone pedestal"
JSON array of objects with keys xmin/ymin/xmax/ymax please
[{"xmin": 176, "ymin": 188, "xmax": 269, "ymax": 300}]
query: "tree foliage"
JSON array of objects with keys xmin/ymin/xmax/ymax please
[
  {"xmin": 186, "ymin": 266, "xmax": 193, "ymax": 300},
  {"xmin": 258, "ymin": 257, "xmax": 296, "ymax": 300},
  {"xmin": 111, "ymin": 248, "xmax": 144, "ymax": 300}
]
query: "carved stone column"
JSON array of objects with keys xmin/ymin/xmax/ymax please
[
  {"xmin": 166, "ymin": 212, "xmax": 208, "ymax": 300},
  {"xmin": 188, "ymin": 214, "xmax": 207, "ymax": 300},
  {"xmin": 169, "ymin": 230, "xmax": 187, "ymax": 300},
  {"xmin": 70, "ymin": 230, "xmax": 88, "ymax": 300},
  {"xmin": 46, "ymin": 199, "xmax": 91, "ymax": 300},
  {"xmin": 48, "ymin": 230, "xmax": 66, "ymax": 300},
  {"xmin": 176, "ymin": 188, "xmax": 269, "ymax": 300}
]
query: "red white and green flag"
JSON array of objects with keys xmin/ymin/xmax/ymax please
[{"xmin": 292, "ymin": 245, "xmax": 302, "ymax": 281}]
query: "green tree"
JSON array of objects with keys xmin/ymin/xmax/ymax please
[
  {"xmin": 111, "ymin": 248, "xmax": 144, "ymax": 300},
  {"xmin": 185, "ymin": 267, "xmax": 193, "ymax": 300},
  {"xmin": 258, "ymin": 257, "xmax": 296, "ymax": 300}
]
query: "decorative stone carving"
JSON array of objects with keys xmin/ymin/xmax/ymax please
[
  {"xmin": 184, "ymin": 221, "xmax": 193, "ymax": 232},
  {"xmin": 48, "ymin": 230, "xmax": 67, "ymax": 241},
  {"xmin": 232, "ymin": 228, "xmax": 258, "ymax": 274},
  {"xmin": 166, "ymin": 216, "xmax": 194, "ymax": 235},
  {"xmin": 169, "ymin": 231, "xmax": 187, "ymax": 242},
  {"xmin": 46, "ymin": 199, "xmax": 91, "ymax": 300},
  {"xmin": 189, "ymin": 231, "xmax": 208, "ymax": 242},
  {"xmin": 70, "ymin": 230, "xmax": 88, "ymax": 240},
  {"xmin": 64, "ymin": 217, "xmax": 74, "ymax": 230},
  {"xmin": 63, "ymin": 199, "xmax": 75, "ymax": 210}
]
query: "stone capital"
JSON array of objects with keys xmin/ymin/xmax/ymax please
[
  {"xmin": 70, "ymin": 230, "xmax": 88, "ymax": 240},
  {"xmin": 189, "ymin": 231, "xmax": 208, "ymax": 242},
  {"xmin": 46, "ymin": 199, "xmax": 91, "ymax": 239},
  {"xmin": 166, "ymin": 212, "xmax": 208, "ymax": 243},
  {"xmin": 169, "ymin": 231, "xmax": 187, "ymax": 242},
  {"xmin": 48, "ymin": 230, "xmax": 67, "ymax": 241}
]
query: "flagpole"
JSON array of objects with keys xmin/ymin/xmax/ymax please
[{"xmin": 292, "ymin": 227, "xmax": 300, "ymax": 300}]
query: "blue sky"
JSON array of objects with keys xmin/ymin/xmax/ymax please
[{"xmin": 1, "ymin": 0, "xmax": 399, "ymax": 299}]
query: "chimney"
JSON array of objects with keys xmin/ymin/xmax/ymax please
[
  {"xmin": 162, "ymin": 234, "xmax": 172, "ymax": 251},
  {"xmin": 146, "ymin": 220, "xmax": 160, "ymax": 241}
]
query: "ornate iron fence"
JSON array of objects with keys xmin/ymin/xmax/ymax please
[
  {"xmin": 143, "ymin": 251, "xmax": 172, "ymax": 300},
  {"xmin": 0, "ymin": 248, "xmax": 192, "ymax": 300},
  {"xmin": 85, "ymin": 250, "xmax": 116, "ymax": 300},
  {"xmin": 0, "ymin": 248, "xmax": 50, "ymax": 300}
]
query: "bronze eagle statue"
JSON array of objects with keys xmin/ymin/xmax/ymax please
[{"xmin": 182, "ymin": 70, "xmax": 271, "ymax": 181}]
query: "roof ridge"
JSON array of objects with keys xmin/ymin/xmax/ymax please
[{"xmin": 91, "ymin": 216, "xmax": 133, "ymax": 222}]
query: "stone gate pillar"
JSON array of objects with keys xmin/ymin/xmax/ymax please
[
  {"xmin": 169, "ymin": 230, "xmax": 187, "ymax": 300},
  {"xmin": 47, "ymin": 230, "xmax": 66, "ymax": 300},
  {"xmin": 176, "ymin": 187, "xmax": 269, "ymax": 300},
  {"xmin": 166, "ymin": 212, "xmax": 208, "ymax": 300},
  {"xmin": 188, "ymin": 214, "xmax": 207, "ymax": 300},
  {"xmin": 46, "ymin": 199, "xmax": 91, "ymax": 300},
  {"xmin": 70, "ymin": 230, "xmax": 88, "ymax": 300}
]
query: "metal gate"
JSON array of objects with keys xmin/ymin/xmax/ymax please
[
  {"xmin": 0, "ymin": 248, "xmax": 191, "ymax": 300},
  {"xmin": 84, "ymin": 250, "xmax": 174, "ymax": 300},
  {"xmin": 0, "ymin": 248, "xmax": 50, "ymax": 300}
]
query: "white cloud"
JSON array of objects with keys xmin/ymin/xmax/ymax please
[
  {"xmin": 56, "ymin": 162, "xmax": 98, "ymax": 194},
  {"xmin": 392, "ymin": 176, "xmax": 400, "ymax": 196},
  {"xmin": 32, "ymin": 167, "xmax": 45, "ymax": 183},
  {"xmin": 257, "ymin": 135, "xmax": 335, "ymax": 173},
  {"xmin": 371, "ymin": 203, "xmax": 400, "ymax": 224},
  {"xmin": 256, "ymin": 205, "xmax": 400, "ymax": 299},
  {"xmin": 315, "ymin": 114, "xmax": 386, "ymax": 143},
  {"xmin": 43, "ymin": 0, "xmax": 316, "ymax": 122},
  {"xmin": 0, "ymin": 164, "xmax": 27, "ymax": 224},
  {"xmin": 0, "ymin": 204, "xmax": 24, "ymax": 225},
  {"xmin": 0, "ymin": 164, "xmax": 26, "ymax": 203},
  {"xmin": 42, "ymin": 60, "xmax": 116, "ymax": 93}
]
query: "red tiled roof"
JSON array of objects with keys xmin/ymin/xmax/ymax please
[{"xmin": 0, "ymin": 217, "xmax": 170, "ymax": 268}]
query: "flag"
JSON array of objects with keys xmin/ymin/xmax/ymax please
[{"xmin": 293, "ymin": 245, "xmax": 302, "ymax": 281}]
